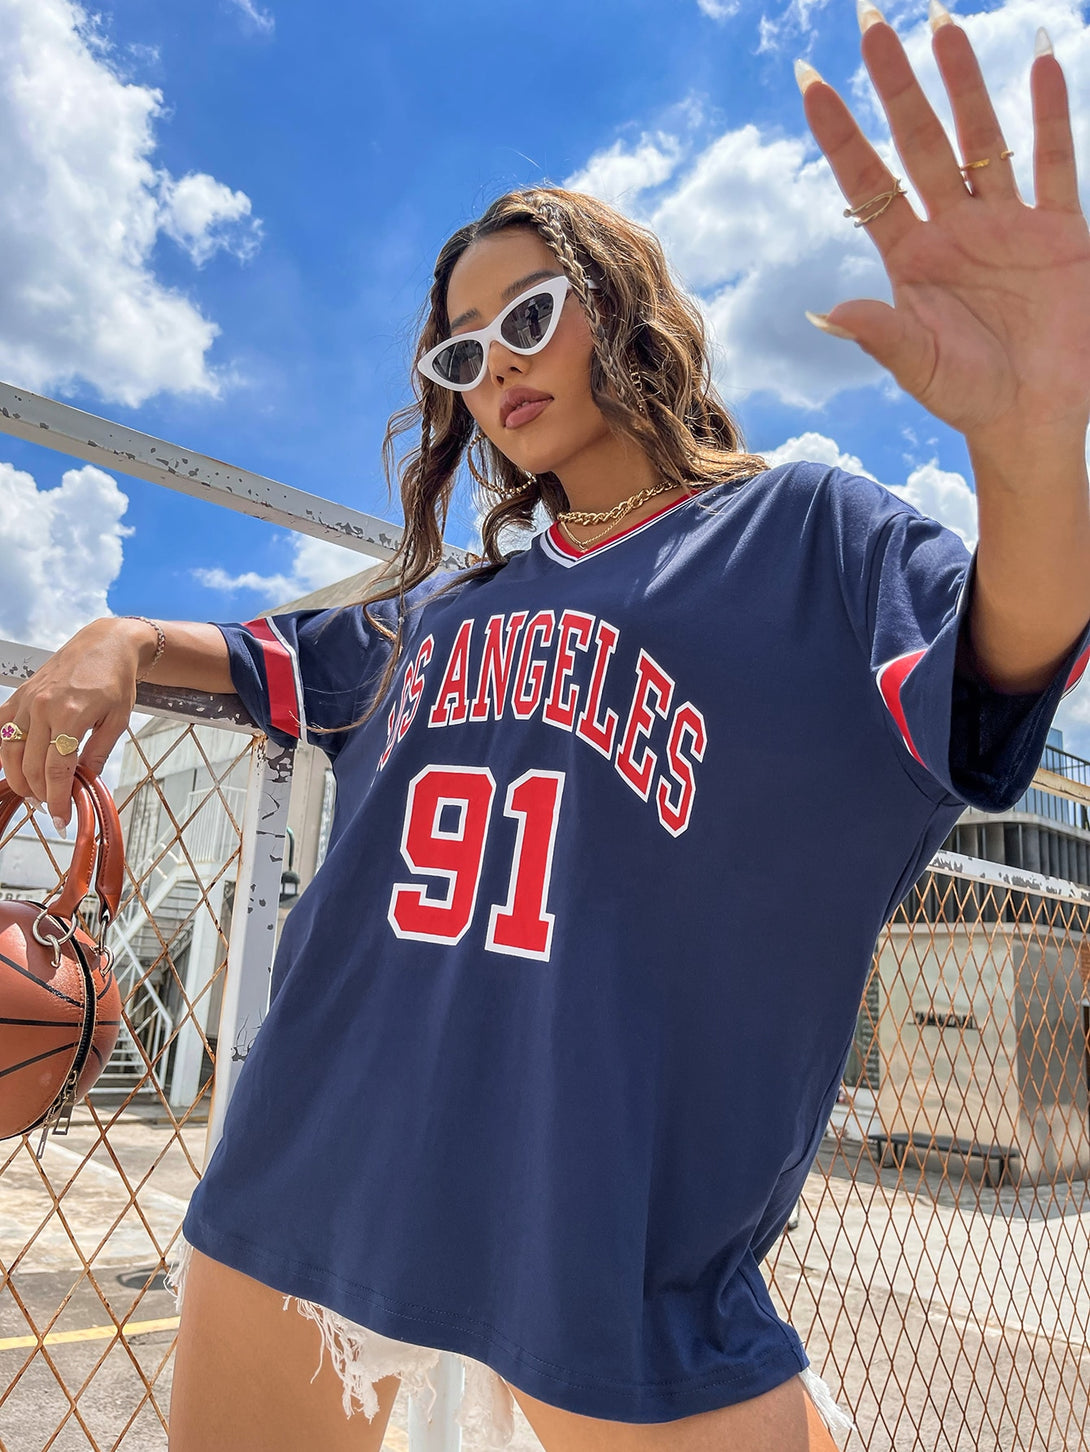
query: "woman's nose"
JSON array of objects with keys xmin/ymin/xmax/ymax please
[{"xmin": 487, "ymin": 338, "xmax": 525, "ymax": 385}]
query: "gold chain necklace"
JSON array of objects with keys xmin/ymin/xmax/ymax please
[{"xmin": 556, "ymin": 481, "xmax": 679, "ymax": 553}]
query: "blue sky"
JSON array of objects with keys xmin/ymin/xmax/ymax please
[{"xmin": 0, "ymin": 0, "xmax": 1088, "ymax": 754}]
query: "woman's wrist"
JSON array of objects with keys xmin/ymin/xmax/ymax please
[{"xmin": 109, "ymin": 616, "xmax": 165, "ymax": 680}]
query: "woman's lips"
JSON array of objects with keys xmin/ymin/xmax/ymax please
[{"xmin": 504, "ymin": 398, "xmax": 552, "ymax": 429}]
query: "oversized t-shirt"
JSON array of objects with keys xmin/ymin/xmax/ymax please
[{"xmin": 181, "ymin": 460, "xmax": 1090, "ymax": 1423}]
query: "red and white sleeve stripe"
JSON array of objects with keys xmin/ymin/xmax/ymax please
[
  {"xmin": 875, "ymin": 649, "xmax": 928, "ymax": 767},
  {"xmin": 1063, "ymin": 644, "xmax": 1089, "ymax": 700},
  {"xmin": 240, "ymin": 616, "xmax": 307, "ymax": 741},
  {"xmin": 877, "ymin": 638, "xmax": 1090, "ymax": 767}
]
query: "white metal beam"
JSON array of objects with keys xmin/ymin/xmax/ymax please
[{"xmin": 0, "ymin": 380, "xmax": 468, "ymax": 570}]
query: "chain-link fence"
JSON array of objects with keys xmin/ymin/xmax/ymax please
[
  {"xmin": 4, "ymin": 723, "xmax": 1089, "ymax": 1450},
  {"xmin": 767, "ymin": 843, "xmax": 1090, "ymax": 1452},
  {"xmin": 0, "ymin": 703, "xmax": 281, "ymax": 1452}
]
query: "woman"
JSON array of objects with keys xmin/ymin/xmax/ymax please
[{"xmin": 3, "ymin": 7, "xmax": 1088, "ymax": 1450}]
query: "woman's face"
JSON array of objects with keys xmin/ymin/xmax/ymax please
[{"xmin": 442, "ymin": 226, "xmax": 612, "ymax": 478}]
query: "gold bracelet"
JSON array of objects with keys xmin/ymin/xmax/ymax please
[{"xmin": 122, "ymin": 615, "xmax": 165, "ymax": 681}]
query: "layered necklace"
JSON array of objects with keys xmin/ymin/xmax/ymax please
[{"xmin": 556, "ymin": 481, "xmax": 685, "ymax": 552}]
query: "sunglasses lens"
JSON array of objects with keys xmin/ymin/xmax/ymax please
[
  {"xmin": 432, "ymin": 338, "xmax": 485, "ymax": 386},
  {"xmin": 501, "ymin": 292, "xmax": 555, "ymax": 350}
]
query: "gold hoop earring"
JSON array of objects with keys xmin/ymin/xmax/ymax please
[{"xmin": 466, "ymin": 429, "xmax": 492, "ymax": 491}]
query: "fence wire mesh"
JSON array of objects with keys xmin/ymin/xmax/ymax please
[
  {"xmin": 1, "ymin": 718, "xmax": 254, "ymax": 1452},
  {"xmin": 2, "ymin": 719, "xmax": 1089, "ymax": 1450},
  {"xmin": 766, "ymin": 857, "xmax": 1090, "ymax": 1452}
]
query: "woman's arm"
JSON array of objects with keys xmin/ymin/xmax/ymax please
[
  {"xmin": 961, "ymin": 431, "xmax": 1090, "ymax": 693},
  {"xmin": 97, "ymin": 616, "xmax": 236, "ymax": 696},
  {"xmin": 0, "ymin": 617, "xmax": 237, "ymax": 827},
  {"xmin": 798, "ymin": 10, "xmax": 1090, "ymax": 694}
]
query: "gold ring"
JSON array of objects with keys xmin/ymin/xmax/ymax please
[
  {"xmin": 844, "ymin": 177, "xmax": 907, "ymax": 228},
  {"xmin": 960, "ymin": 158, "xmax": 991, "ymax": 171},
  {"xmin": 49, "ymin": 734, "xmax": 79, "ymax": 756},
  {"xmin": 0, "ymin": 721, "xmax": 28, "ymax": 743}
]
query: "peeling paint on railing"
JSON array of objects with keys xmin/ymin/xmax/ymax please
[{"xmin": 0, "ymin": 380, "xmax": 468, "ymax": 572}]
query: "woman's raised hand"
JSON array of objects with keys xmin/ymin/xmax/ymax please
[
  {"xmin": 798, "ymin": 3, "xmax": 1090, "ymax": 448},
  {"xmin": 0, "ymin": 621, "xmax": 145, "ymax": 832}
]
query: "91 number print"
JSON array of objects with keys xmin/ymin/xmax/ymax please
[{"xmin": 388, "ymin": 765, "xmax": 565, "ymax": 961}]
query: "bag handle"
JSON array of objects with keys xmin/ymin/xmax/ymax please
[{"xmin": 0, "ymin": 766, "xmax": 124, "ymax": 922}]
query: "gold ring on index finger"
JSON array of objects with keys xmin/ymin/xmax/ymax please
[{"xmin": 0, "ymin": 721, "xmax": 28, "ymax": 744}]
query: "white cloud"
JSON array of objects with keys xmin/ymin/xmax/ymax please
[
  {"xmin": 0, "ymin": 0, "xmax": 262, "ymax": 408},
  {"xmin": 566, "ymin": 0, "xmax": 1090, "ymax": 410},
  {"xmin": 757, "ymin": 429, "xmax": 880, "ymax": 482},
  {"xmin": 159, "ymin": 173, "xmax": 262, "ymax": 267},
  {"xmin": 0, "ymin": 457, "xmax": 152, "ymax": 806},
  {"xmin": 0, "ymin": 461, "xmax": 134, "ymax": 650},
  {"xmin": 566, "ymin": 134, "xmax": 682, "ymax": 208},
  {"xmin": 228, "ymin": 0, "xmax": 275, "ymax": 33},
  {"xmin": 190, "ymin": 532, "xmax": 383, "ymax": 610},
  {"xmin": 697, "ymin": 0, "xmax": 739, "ymax": 19},
  {"xmin": 755, "ymin": 0, "xmax": 833, "ymax": 52}
]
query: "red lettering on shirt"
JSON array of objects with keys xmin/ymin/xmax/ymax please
[
  {"xmin": 428, "ymin": 619, "xmax": 475, "ymax": 727},
  {"xmin": 656, "ymin": 702, "xmax": 707, "ymax": 836},
  {"xmin": 470, "ymin": 612, "xmax": 528, "ymax": 722},
  {"xmin": 575, "ymin": 620, "xmax": 620, "ymax": 759},
  {"xmin": 511, "ymin": 611, "xmax": 557, "ymax": 720},
  {"xmin": 543, "ymin": 611, "xmax": 594, "ymax": 731},
  {"xmin": 616, "ymin": 650, "xmax": 675, "ymax": 801}
]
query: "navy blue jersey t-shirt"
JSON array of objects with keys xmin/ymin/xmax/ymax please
[{"xmin": 181, "ymin": 460, "xmax": 1090, "ymax": 1423}]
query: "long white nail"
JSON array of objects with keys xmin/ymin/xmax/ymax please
[
  {"xmin": 806, "ymin": 311, "xmax": 857, "ymax": 340},
  {"xmin": 857, "ymin": 0, "xmax": 885, "ymax": 31},
  {"xmin": 1034, "ymin": 26, "xmax": 1053, "ymax": 56},
  {"xmin": 52, "ymin": 814, "xmax": 68, "ymax": 838},
  {"xmin": 794, "ymin": 58, "xmax": 823, "ymax": 93},
  {"xmin": 928, "ymin": 0, "xmax": 953, "ymax": 32}
]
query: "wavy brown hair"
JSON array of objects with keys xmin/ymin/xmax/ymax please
[{"xmin": 310, "ymin": 184, "xmax": 767, "ymax": 740}]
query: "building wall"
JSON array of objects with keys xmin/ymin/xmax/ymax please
[{"xmin": 876, "ymin": 923, "xmax": 1090, "ymax": 1181}]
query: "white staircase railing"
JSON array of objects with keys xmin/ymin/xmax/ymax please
[{"xmin": 95, "ymin": 786, "xmax": 247, "ymax": 1097}]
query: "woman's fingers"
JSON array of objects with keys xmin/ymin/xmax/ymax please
[
  {"xmin": 858, "ymin": 13, "xmax": 973, "ymax": 214},
  {"xmin": 1032, "ymin": 45, "xmax": 1081, "ymax": 213},
  {"xmin": 925, "ymin": 14, "xmax": 1020, "ymax": 202},
  {"xmin": 0, "ymin": 700, "xmax": 86, "ymax": 827},
  {"xmin": 37, "ymin": 725, "xmax": 84, "ymax": 831},
  {"xmin": 797, "ymin": 63, "xmax": 920, "ymax": 256},
  {"xmin": 0, "ymin": 713, "xmax": 33, "ymax": 802}
]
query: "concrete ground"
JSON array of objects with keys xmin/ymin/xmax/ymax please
[{"xmin": 2, "ymin": 1110, "xmax": 1088, "ymax": 1451}]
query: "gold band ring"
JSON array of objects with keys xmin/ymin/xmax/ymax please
[
  {"xmin": 50, "ymin": 734, "xmax": 80, "ymax": 756},
  {"xmin": 0, "ymin": 721, "xmax": 27, "ymax": 744},
  {"xmin": 844, "ymin": 177, "xmax": 907, "ymax": 228},
  {"xmin": 960, "ymin": 149, "xmax": 1014, "ymax": 173}
]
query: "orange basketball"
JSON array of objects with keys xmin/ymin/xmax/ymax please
[{"xmin": 0, "ymin": 769, "xmax": 124, "ymax": 1154}]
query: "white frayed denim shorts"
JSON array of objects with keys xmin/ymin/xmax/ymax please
[{"xmin": 165, "ymin": 1229, "xmax": 854, "ymax": 1449}]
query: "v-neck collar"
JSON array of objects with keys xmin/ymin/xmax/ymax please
[{"xmin": 537, "ymin": 491, "xmax": 695, "ymax": 569}]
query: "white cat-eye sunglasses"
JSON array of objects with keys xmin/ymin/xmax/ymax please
[{"xmin": 417, "ymin": 274, "xmax": 596, "ymax": 393}]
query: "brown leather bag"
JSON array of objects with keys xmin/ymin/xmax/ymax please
[{"xmin": 0, "ymin": 766, "xmax": 124, "ymax": 1158}]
